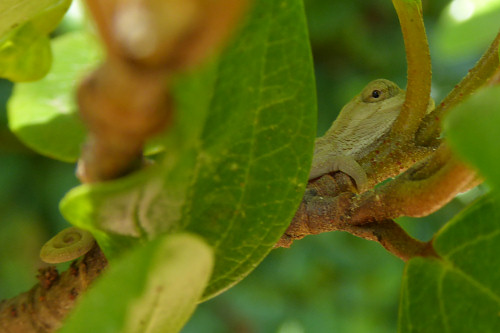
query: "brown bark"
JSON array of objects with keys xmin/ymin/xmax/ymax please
[{"xmin": 0, "ymin": 245, "xmax": 107, "ymax": 333}]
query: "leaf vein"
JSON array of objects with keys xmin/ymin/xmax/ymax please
[
  {"xmin": 444, "ymin": 262, "xmax": 500, "ymax": 304},
  {"xmin": 442, "ymin": 229, "xmax": 500, "ymax": 259}
]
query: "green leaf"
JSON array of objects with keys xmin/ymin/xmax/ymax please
[
  {"xmin": 61, "ymin": 0, "xmax": 316, "ymax": 299},
  {"xmin": 444, "ymin": 85, "xmax": 500, "ymax": 190},
  {"xmin": 0, "ymin": 0, "xmax": 72, "ymax": 81},
  {"xmin": 0, "ymin": 23, "xmax": 53, "ymax": 82},
  {"xmin": 60, "ymin": 233, "xmax": 213, "ymax": 333},
  {"xmin": 399, "ymin": 195, "xmax": 500, "ymax": 332},
  {"xmin": 8, "ymin": 32, "xmax": 102, "ymax": 162}
]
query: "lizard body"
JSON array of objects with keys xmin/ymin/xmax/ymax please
[{"xmin": 309, "ymin": 79, "xmax": 434, "ymax": 192}]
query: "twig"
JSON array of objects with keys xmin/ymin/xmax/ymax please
[
  {"xmin": 390, "ymin": 0, "xmax": 432, "ymax": 138},
  {"xmin": 346, "ymin": 220, "xmax": 438, "ymax": 262},
  {"xmin": 350, "ymin": 144, "xmax": 477, "ymax": 222},
  {"xmin": 416, "ymin": 30, "xmax": 500, "ymax": 146}
]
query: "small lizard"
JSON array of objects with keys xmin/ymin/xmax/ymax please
[{"xmin": 309, "ymin": 79, "xmax": 434, "ymax": 192}]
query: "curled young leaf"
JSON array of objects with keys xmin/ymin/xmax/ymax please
[{"xmin": 40, "ymin": 227, "xmax": 95, "ymax": 264}]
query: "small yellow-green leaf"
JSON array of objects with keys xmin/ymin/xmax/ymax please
[
  {"xmin": 0, "ymin": 0, "xmax": 71, "ymax": 38},
  {"xmin": 0, "ymin": 23, "xmax": 52, "ymax": 82},
  {"xmin": 59, "ymin": 233, "xmax": 213, "ymax": 333},
  {"xmin": 0, "ymin": 0, "xmax": 72, "ymax": 81}
]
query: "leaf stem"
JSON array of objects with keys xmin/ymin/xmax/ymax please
[
  {"xmin": 390, "ymin": 0, "xmax": 432, "ymax": 139},
  {"xmin": 416, "ymin": 30, "xmax": 500, "ymax": 146},
  {"xmin": 347, "ymin": 220, "xmax": 438, "ymax": 262}
]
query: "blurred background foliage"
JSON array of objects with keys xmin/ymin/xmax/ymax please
[{"xmin": 0, "ymin": 0, "xmax": 499, "ymax": 332}]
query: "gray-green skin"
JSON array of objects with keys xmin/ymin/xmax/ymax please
[
  {"xmin": 40, "ymin": 227, "xmax": 95, "ymax": 264},
  {"xmin": 309, "ymin": 79, "xmax": 434, "ymax": 192}
]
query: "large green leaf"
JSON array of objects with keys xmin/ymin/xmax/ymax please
[
  {"xmin": 8, "ymin": 32, "xmax": 101, "ymax": 162},
  {"xmin": 444, "ymin": 85, "xmax": 500, "ymax": 190},
  {"xmin": 0, "ymin": 0, "xmax": 72, "ymax": 81},
  {"xmin": 60, "ymin": 233, "xmax": 213, "ymax": 333},
  {"xmin": 60, "ymin": 0, "xmax": 316, "ymax": 299},
  {"xmin": 399, "ymin": 195, "xmax": 500, "ymax": 332},
  {"xmin": 404, "ymin": 83, "xmax": 500, "ymax": 331}
]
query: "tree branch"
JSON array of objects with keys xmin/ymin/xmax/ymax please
[
  {"xmin": 277, "ymin": 144, "xmax": 478, "ymax": 260},
  {"xmin": 351, "ymin": 144, "xmax": 477, "ymax": 223},
  {"xmin": 0, "ymin": 245, "xmax": 107, "ymax": 333}
]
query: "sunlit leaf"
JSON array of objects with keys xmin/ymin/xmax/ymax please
[
  {"xmin": 60, "ymin": 233, "xmax": 213, "ymax": 333},
  {"xmin": 0, "ymin": 0, "xmax": 72, "ymax": 81},
  {"xmin": 0, "ymin": 23, "xmax": 52, "ymax": 82}
]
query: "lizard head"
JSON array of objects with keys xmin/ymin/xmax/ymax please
[
  {"xmin": 332, "ymin": 79, "xmax": 434, "ymax": 137},
  {"xmin": 347, "ymin": 79, "xmax": 406, "ymax": 125},
  {"xmin": 354, "ymin": 78, "xmax": 434, "ymax": 119},
  {"xmin": 324, "ymin": 79, "xmax": 434, "ymax": 156}
]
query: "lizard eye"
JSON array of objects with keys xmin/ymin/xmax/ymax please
[
  {"xmin": 371, "ymin": 90, "xmax": 381, "ymax": 98},
  {"xmin": 361, "ymin": 79, "xmax": 401, "ymax": 103}
]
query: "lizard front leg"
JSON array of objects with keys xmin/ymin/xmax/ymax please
[{"xmin": 309, "ymin": 153, "xmax": 368, "ymax": 192}]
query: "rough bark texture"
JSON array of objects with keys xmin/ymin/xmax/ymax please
[{"xmin": 0, "ymin": 245, "xmax": 107, "ymax": 333}]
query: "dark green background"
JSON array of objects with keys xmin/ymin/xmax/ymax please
[{"xmin": 1, "ymin": 0, "xmax": 497, "ymax": 332}]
